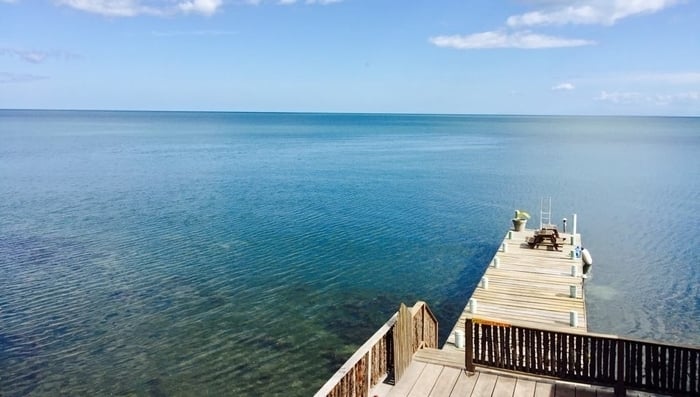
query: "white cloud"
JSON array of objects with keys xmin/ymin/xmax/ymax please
[
  {"xmin": 431, "ymin": 0, "xmax": 677, "ymax": 50},
  {"xmin": 552, "ymin": 82, "xmax": 575, "ymax": 90},
  {"xmin": 596, "ymin": 91, "xmax": 649, "ymax": 104},
  {"xmin": 0, "ymin": 48, "xmax": 80, "ymax": 63},
  {"xmin": 57, "ymin": 0, "xmax": 162, "ymax": 16},
  {"xmin": 429, "ymin": 31, "xmax": 594, "ymax": 49},
  {"xmin": 507, "ymin": 0, "xmax": 680, "ymax": 27},
  {"xmin": 596, "ymin": 90, "xmax": 699, "ymax": 105},
  {"xmin": 57, "ymin": 0, "xmax": 223, "ymax": 16},
  {"xmin": 0, "ymin": 72, "xmax": 49, "ymax": 83},
  {"xmin": 278, "ymin": 0, "xmax": 342, "ymax": 4},
  {"xmin": 624, "ymin": 72, "xmax": 700, "ymax": 85},
  {"xmin": 178, "ymin": 0, "xmax": 221, "ymax": 15},
  {"xmin": 58, "ymin": 0, "xmax": 339, "ymax": 15},
  {"xmin": 152, "ymin": 29, "xmax": 236, "ymax": 37}
]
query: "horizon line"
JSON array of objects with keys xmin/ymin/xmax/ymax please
[{"xmin": 0, "ymin": 108, "xmax": 697, "ymax": 119}]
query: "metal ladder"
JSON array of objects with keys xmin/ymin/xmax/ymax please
[{"xmin": 539, "ymin": 197, "xmax": 552, "ymax": 229}]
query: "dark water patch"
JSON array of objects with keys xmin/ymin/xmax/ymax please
[{"xmin": 146, "ymin": 377, "xmax": 168, "ymax": 397}]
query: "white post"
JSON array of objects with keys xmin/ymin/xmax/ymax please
[
  {"xmin": 570, "ymin": 285, "xmax": 577, "ymax": 298},
  {"xmin": 469, "ymin": 298, "xmax": 477, "ymax": 314},
  {"xmin": 455, "ymin": 330, "xmax": 465, "ymax": 348},
  {"xmin": 493, "ymin": 256, "xmax": 500, "ymax": 268},
  {"xmin": 508, "ymin": 231, "xmax": 512, "ymax": 240},
  {"xmin": 481, "ymin": 276, "xmax": 489, "ymax": 289},
  {"xmin": 570, "ymin": 311, "xmax": 578, "ymax": 327},
  {"xmin": 501, "ymin": 243, "xmax": 508, "ymax": 253},
  {"xmin": 571, "ymin": 265, "xmax": 578, "ymax": 277}
]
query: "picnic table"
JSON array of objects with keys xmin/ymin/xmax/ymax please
[{"xmin": 527, "ymin": 228, "xmax": 565, "ymax": 250}]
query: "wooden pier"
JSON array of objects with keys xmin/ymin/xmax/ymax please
[
  {"xmin": 444, "ymin": 228, "xmax": 587, "ymax": 351},
  {"xmin": 316, "ymin": 224, "xmax": 700, "ymax": 397}
]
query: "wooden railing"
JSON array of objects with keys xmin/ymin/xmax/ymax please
[
  {"xmin": 315, "ymin": 301, "xmax": 438, "ymax": 397},
  {"xmin": 465, "ymin": 315, "xmax": 700, "ymax": 396}
]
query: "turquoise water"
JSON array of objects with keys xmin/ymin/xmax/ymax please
[{"xmin": 1, "ymin": 110, "xmax": 698, "ymax": 396}]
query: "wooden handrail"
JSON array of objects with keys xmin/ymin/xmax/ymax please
[
  {"xmin": 464, "ymin": 315, "xmax": 700, "ymax": 396},
  {"xmin": 315, "ymin": 301, "xmax": 438, "ymax": 397}
]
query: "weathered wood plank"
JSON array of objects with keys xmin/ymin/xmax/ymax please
[
  {"xmin": 513, "ymin": 379, "xmax": 537, "ymax": 397},
  {"xmin": 492, "ymin": 375, "xmax": 517, "ymax": 397},
  {"xmin": 449, "ymin": 371, "xmax": 478, "ymax": 397},
  {"xmin": 573, "ymin": 386, "xmax": 595, "ymax": 397},
  {"xmin": 428, "ymin": 366, "xmax": 460, "ymax": 397},
  {"xmin": 471, "ymin": 372, "xmax": 498, "ymax": 397},
  {"xmin": 387, "ymin": 361, "xmax": 427, "ymax": 397},
  {"xmin": 553, "ymin": 382, "xmax": 576, "ymax": 397},
  {"xmin": 533, "ymin": 381, "xmax": 554, "ymax": 397},
  {"xmin": 407, "ymin": 363, "xmax": 443, "ymax": 397}
]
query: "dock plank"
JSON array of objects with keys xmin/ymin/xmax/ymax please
[
  {"xmin": 471, "ymin": 373, "xmax": 498, "ymax": 397},
  {"xmin": 408, "ymin": 364, "xmax": 444, "ymax": 397},
  {"xmin": 513, "ymin": 379, "xmax": 537, "ymax": 397},
  {"xmin": 429, "ymin": 367, "xmax": 461, "ymax": 397},
  {"xmin": 554, "ymin": 383, "xmax": 576, "ymax": 397},
  {"xmin": 387, "ymin": 361, "xmax": 427, "ymax": 397},
  {"xmin": 492, "ymin": 376, "xmax": 517, "ymax": 397},
  {"xmin": 534, "ymin": 381, "xmax": 554, "ymax": 397},
  {"xmin": 449, "ymin": 371, "xmax": 479, "ymax": 397}
]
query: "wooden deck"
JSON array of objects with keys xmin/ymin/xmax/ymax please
[
  {"xmin": 317, "ymin": 223, "xmax": 699, "ymax": 396},
  {"xmin": 444, "ymin": 228, "xmax": 587, "ymax": 352},
  {"xmin": 370, "ymin": 348, "xmax": 659, "ymax": 397}
]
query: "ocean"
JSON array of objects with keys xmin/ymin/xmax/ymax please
[{"xmin": 1, "ymin": 110, "xmax": 698, "ymax": 396}]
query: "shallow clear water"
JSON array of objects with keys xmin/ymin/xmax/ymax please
[{"xmin": 1, "ymin": 110, "xmax": 698, "ymax": 396}]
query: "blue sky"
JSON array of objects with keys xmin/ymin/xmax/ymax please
[{"xmin": 1, "ymin": 0, "xmax": 699, "ymax": 115}]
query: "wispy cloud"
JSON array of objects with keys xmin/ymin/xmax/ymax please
[
  {"xmin": 152, "ymin": 29, "xmax": 237, "ymax": 37},
  {"xmin": 430, "ymin": 31, "xmax": 594, "ymax": 49},
  {"xmin": 57, "ymin": 0, "xmax": 162, "ymax": 17},
  {"xmin": 277, "ymin": 0, "xmax": 342, "ymax": 3},
  {"xmin": 0, "ymin": 72, "xmax": 49, "ymax": 83},
  {"xmin": 623, "ymin": 72, "xmax": 700, "ymax": 85},
  {"xmin": 57, "ymin": 0, "xmax": 222, "ymax": 17},
  {"xmin": 596, "ymin": 90, "xmax": 699, "ymax": 105},
  {"xmin": 0, "ymin": 48, "xmax": 80, "ymax": 64},
  {"xmin": 178, "ymin": 0, "xmax": 221, "ymax": 16},
  {"xmin": 57, "ymin": 0, "xmax": 341, "ymax": 16},
  {"xmin": 432, "ymin": 0, "xmax": 679, "ymax": 51},
  {"xmin": 552, "ymin": 82, "xmax": 575, "ymax": 91},
  {"xmin": 507, "ymin": 0, "xmax": 680, "ymax": 27}
]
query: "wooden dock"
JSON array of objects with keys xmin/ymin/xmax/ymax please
[
  {"xmin": 316, "ymin": 224, "xmax": 700, "ymax": 397},
  {"xmin": 370, "ymin": 348, "xmax": 636, "ymax": 397},
  {"xmin": 444, "ymin": 228, "xmax": 587, "ymax": 352}
]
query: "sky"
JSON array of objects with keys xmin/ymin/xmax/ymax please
[{"xmin": 1, "ymin": 0, "xmax": 699, "ymax": 115}]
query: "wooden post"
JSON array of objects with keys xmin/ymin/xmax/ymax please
[
  {"xmin": 366, "ymin": 350, "xmax": 372, "ymax": 397},
  {"xmin": 465, "ymin": 317, "xmax": 475, "ymax": 373},
  {"xmin": 614, "ymin": 339, "xmax": 626, "ymax": 396},
  {"xmin": 393, "ymin": 303, "xmax": 413, "ymax": 382}
]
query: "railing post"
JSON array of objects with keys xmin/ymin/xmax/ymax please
[
  {"xmin": 421, "ymin": 304, "xmax": 426, "ymax": 346},
  {"xmin": 465, "ymin": 317, "xmax": 475, "ymax": 373},
  {"xmin": 365, "ymin": 350, "xmax": 371, "ymax": 397},
  {"xmin": 614, "ymin": 339, "xmax": 626, "ymax": 396}
]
